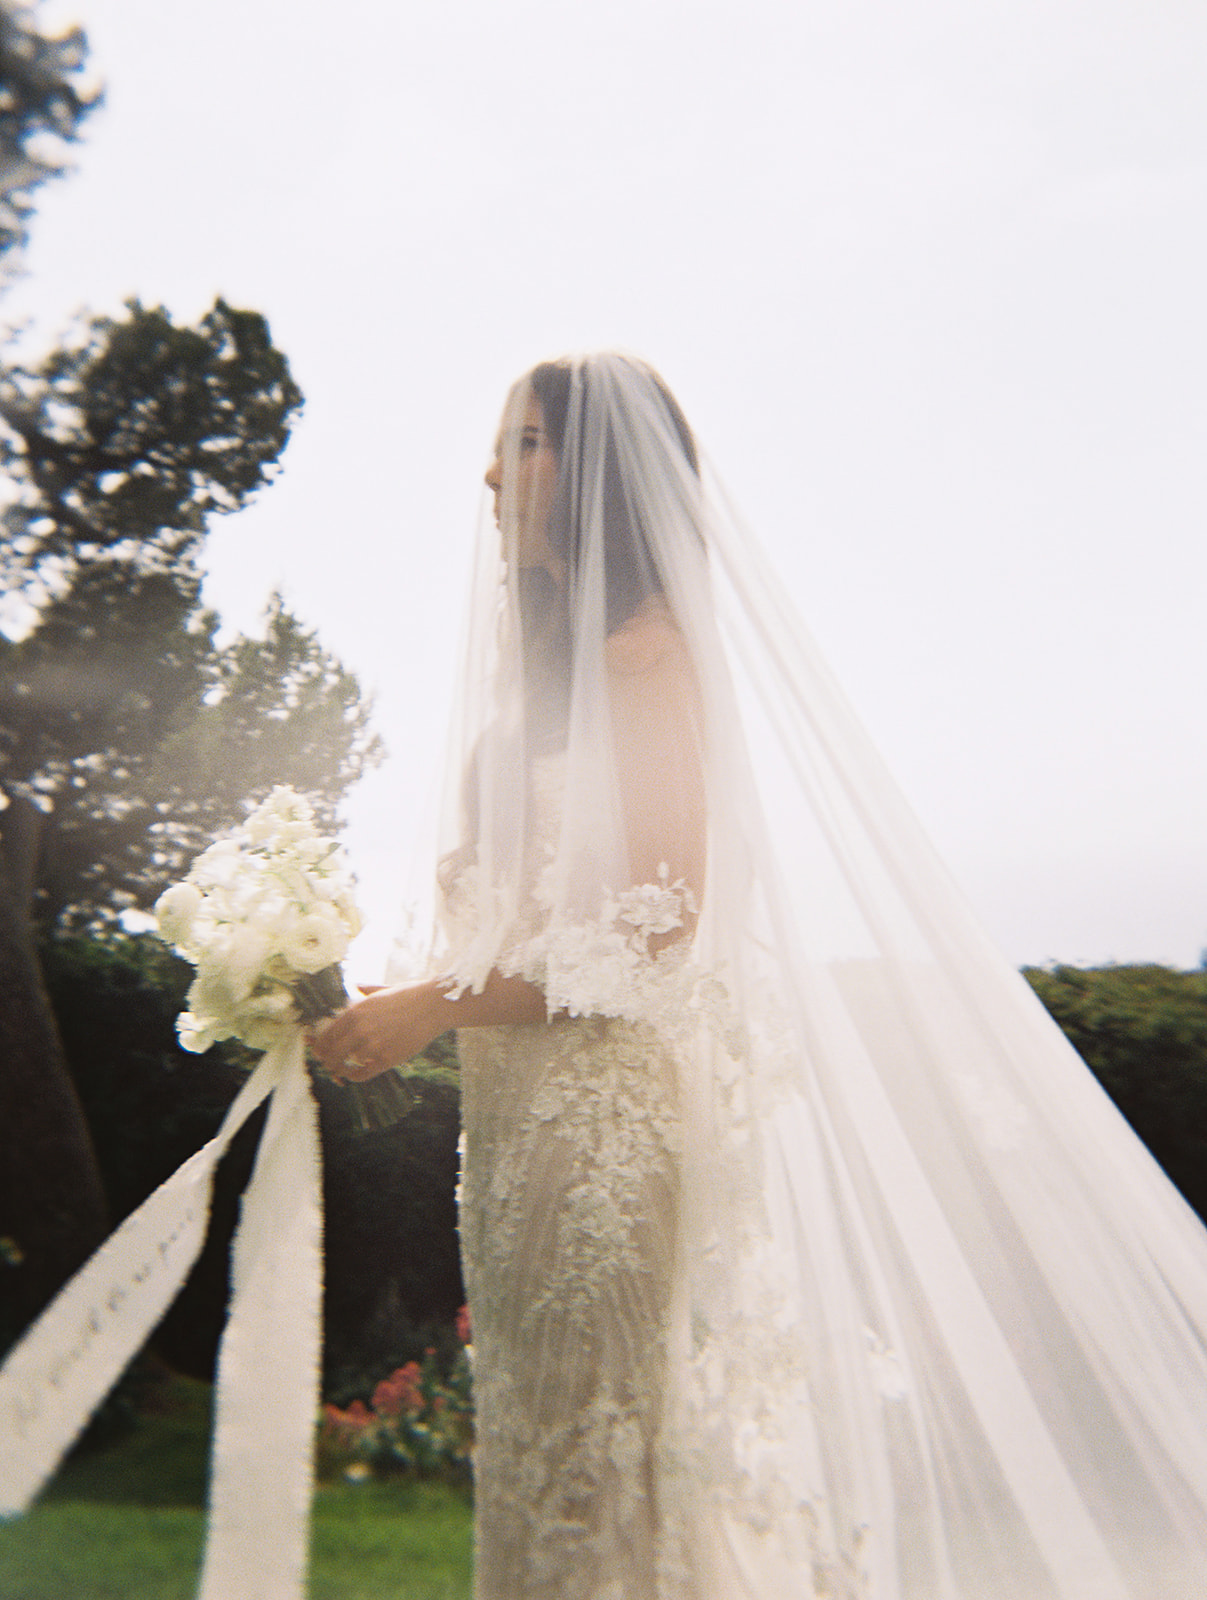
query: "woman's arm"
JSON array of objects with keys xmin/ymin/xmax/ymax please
[
  {"xmin": 606, "ymin": 607, "xmax": 707, "ymax": 944},
  {"xmin": 309, "ymin": 969, "xmax": 547, "ymax": 1082}
]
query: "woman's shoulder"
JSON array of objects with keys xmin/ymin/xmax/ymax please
[{"xmin": 604, "ymin": 599, "xmax": 692, "ymax": 681}]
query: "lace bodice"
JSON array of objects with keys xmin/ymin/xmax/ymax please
[{"xmin": 441, "ymin": 753, "xmax": 706, "ymax": 1028}]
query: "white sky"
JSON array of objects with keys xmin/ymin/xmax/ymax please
[{"xmin": 8, "ymin": 0, "xmax": 1207, "ymax": 975}]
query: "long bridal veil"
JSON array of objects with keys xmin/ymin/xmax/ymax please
[{"xmin": 437, "ymin": 353, "xmax": 1207, "ymax": 1597}]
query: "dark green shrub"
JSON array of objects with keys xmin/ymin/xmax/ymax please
[{"xmin": 1025, "ymin": 963, "xmax": 1207, "ymax": 1224}]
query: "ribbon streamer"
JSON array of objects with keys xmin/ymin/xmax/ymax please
[{"xmin": 0, "ymin": 1031, "xmax": 322, "ymax": 1600}]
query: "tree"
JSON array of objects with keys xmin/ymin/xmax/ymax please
[
  {"xmin": 0, "ymin": 296, "xmax": 301, "ymax": 588},
  {"xmin": 0, "ymin": 297, "xmax": 383, "ymax": 1335},
  {"xmin": 0, "ymin": 2, "xmax": 106, "ymax": 1331},
  {"xmin": 5, "ymin": 581, "xmax": 382, "ymax": 933},
  {"xmin": 0, "ymin": 297, "xmax": 312, "ymax": 915},
  {"xmin": 0, "ymin": 0, "xmax": 98, "ymax": 273},
  {"xmin": 1024, "ymin": 963, "xmax": 1207, "ymax": 1224}
]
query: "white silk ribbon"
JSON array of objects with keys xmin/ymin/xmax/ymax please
[{"xmin": 0, "ymin": 1030, "xmax": 323, "ymax": 1600}]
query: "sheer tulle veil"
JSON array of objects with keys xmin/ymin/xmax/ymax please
[{"xmin": 435, "ymin": 353, "xmax": 1207, "ymax": 1596}]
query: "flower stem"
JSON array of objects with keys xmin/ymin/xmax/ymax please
[{"xmin": 294, "ymin": 965, "xmax": 416, "ymax": 1133}]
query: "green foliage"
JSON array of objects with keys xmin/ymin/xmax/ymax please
[
  {"xmin": 0, "ymin": 297, "xmax": 302, "ymax": 579},
  {"xmin": 0, "ymin": 1, "xmax": 98, "ymax": 270},
  {"xmin": 1024, "ymin": 962, "xmax": 1207, "ymax": 1223},
  {"xmin": 39, "ymin": 931, "xmax": 246, "ymax": 1216},
  {"xmin": 154, "ymin": 592, "xmax": 384, "ymax": 852},
  {"xmin": 311, "ymin": 1064, "xmax": 464, "ymax": 1399},
  {"xmin": 0, "ymin": 42, "xmax": 386, "ymax": 1351}
]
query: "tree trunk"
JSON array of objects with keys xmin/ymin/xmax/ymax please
[{"xmin": 0, "ymin": 806, "xmax": 108, "ymax": 1348}]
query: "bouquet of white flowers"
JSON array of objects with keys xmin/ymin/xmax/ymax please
[{"xmin": 154, "ymin": 786, "xmax": 405, "ymax": 1129}]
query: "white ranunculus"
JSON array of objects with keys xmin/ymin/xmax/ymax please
[
  {"xmin": 244, "ymin": 807, "xmax": 277, "ymax": 845},
  {"xmin": 233, "ymin": 987, "xmax": 296, "ymax": 1050},
  {"xmin": 219, "ymin": 923, "xmax": 274, "ymax": 991},
  {"xmin": 263, "ymin": 786, "xmax": 313, "ymax": 822},
  {"xmin": 330, "ymin": 892, "xmax": 363, "ymax": 939},
  {"xmin": 280, "ymin": 910, "xmax": 349, "ymax": 974},
  {"xmin": 189, "ymin": 963, "xmax": 252, "ymax": 1020},
  {"xmin": 154, "ymin": 882, "xmax": 205, "ymax": 950},
  {"xmin": 191, "ymin": 839, "xmax": 242, "ymax": 889},
  {"xmin": 177, "ymin": 1011, "xmax": 221, "ymax": 1053}
]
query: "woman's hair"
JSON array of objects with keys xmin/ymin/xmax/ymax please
[
  {"xmin": 516, "ymin": 355, "xmax": 699, "ymax": 742},
  {"xmin": 511, "ymin": 357, "xmax": 698, "ymax": 760},
  {"xmin": 526, "ymin": 356, "xmax": 698, "ymax": 636},
  {"xmin": 528, "ymin": 355, "xmax": 698, "ymax": 467}
]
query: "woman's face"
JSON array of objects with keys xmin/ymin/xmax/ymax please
[{"xmin": 485, "ymin": 391, "xmax": 564, "ymax": 581}]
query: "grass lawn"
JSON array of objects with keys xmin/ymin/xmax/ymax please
[{"xmin": 0, "ymin": 1376, "xmax": 473, "ymax": 1600}]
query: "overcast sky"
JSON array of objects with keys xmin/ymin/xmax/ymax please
[{"xmin": 10, "ymin": 0, "xmax": 1207, "ymax": 975}]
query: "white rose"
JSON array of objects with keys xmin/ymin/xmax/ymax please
[
  {"xmin": 244, "ymin": 888, "xmax": 290, "ymax": 937},
  {"xmin": 280, "ymin": 910, "xmax": 349, "ymax": 974}
]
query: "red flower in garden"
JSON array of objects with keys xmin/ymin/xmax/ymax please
[
  {"xmin": 373, "ymin": 1361, "xmax": 423, "ymax": 1418},
  {"xmin": 456, "ymin": 1304, "xmax": 472, "ymax": 1344},
  {"xmin": 321, "ymin": 1398, "xmax": 373, "ymax": 1441}
]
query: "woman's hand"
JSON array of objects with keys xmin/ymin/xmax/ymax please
[
  {"xmin": 310, "ymin": 968, "xmax": 551, "ymax": 1080},
  {"xmin": 309, "ymin": 982, "xmax": 443, "ymax": 1082}
]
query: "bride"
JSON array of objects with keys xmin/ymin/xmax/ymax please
[{"xmin": 313, "ymin": 353, "xmax": 1207, "ymax": 1599}]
